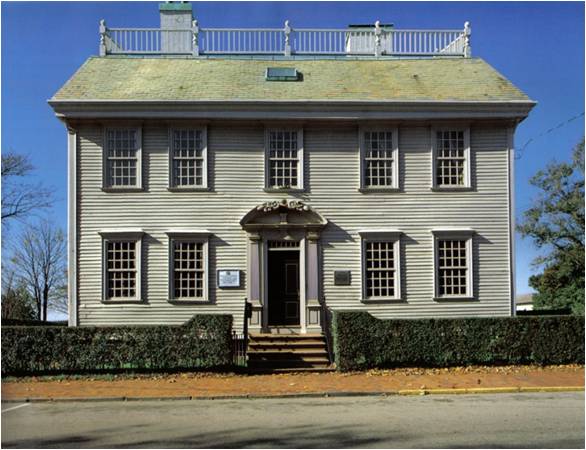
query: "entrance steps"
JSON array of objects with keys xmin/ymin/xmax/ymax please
[{"xmin": 247, "ymin": 333, "xmax": 334, "ymax": 373}]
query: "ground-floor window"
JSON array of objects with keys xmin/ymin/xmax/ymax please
[
  {"xmin": 433, "ymin": 230, "xmax": 474, "ymax": 299},
  {"xmin": 99, "ymin": 230, "xmax": 144, "ymax": 302},
  {"xmin": 167, "ymin": 232, "xmax": 209, "ymax": 302},
  {"xmin": 359, "ymin": 231, "xmax": 402, "ymax": 301}
]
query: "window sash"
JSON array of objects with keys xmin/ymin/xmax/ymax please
[
  {"xmin": 105, "ymin": 240, "xmax": 138, "ymax": 300},
  {"xmin": 171, "ymin": 239, "xmax": 207, "ymax": 300},
  {"xmin": 266, "ymin": 129, "xmax": 302, "ymax": 189},
  {"xmin": 105, "ymin": 129, "xmax": 140, "ymax": 188},
  {"xmin": 433, "ymin": 235, "xmax": 473, "ymax": 298},
  {"xmin": 171, "ymin": 129, "xmax": 206, "ymax": 187},
  {"xmin": 433, "ymin": 129, "xmax": 470, "ymax": 188},
  {"xmin": 363, "ymin": 131, "xmax": 395, "ymax": 187},
  {"xmin": 362, "ymin": 239, "xmax": 400, "ymax": 299}
]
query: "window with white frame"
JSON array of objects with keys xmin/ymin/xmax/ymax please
[
  {"xmin": 433, "ymin": 129, "xmax": 470, "ymax": 188},
  {"xmin": 361, "ymin": 130, "xmax": 398, "ymax": 189},
  {"xmin": 170, "ymin": 128, "xmax": 207, "ymax": 188},
  {"xmin": 433, "ymin": 231, "xmax": 474, "ymax": 299},
  {"xmin": 100, "ymin": 231, "xmax": 143, "ymax": 302},
  {"xmin": 104, "ymin": 128, "xmax": 141, "ymax": 188},
  {"xmin": 266, "ymin": 129, "xmax": 303, "ymax": 189},
  {"xmin": 168, "ymin": 234, "xmax": 209, "ymax": 301},
  {"xmin": 360, "ymin": 232, "xmax": 401, "ymax": 300}
]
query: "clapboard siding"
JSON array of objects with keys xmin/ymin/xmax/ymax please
[{"xmin": 75, "ymin": 122, "xmax": 512, "ymax": 327}]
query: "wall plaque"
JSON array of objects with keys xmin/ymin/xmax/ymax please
[
  {"xmin": 334, "ymin": 270, "xmax": 351, "ymax": 286},
  {"xmin": 217, "ymin": 270, "xmax": 241, "ymax": 288}
]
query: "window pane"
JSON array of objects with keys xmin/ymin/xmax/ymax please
[
  {"xmin": 268, "ymin": 130, "xmax": 299, "ymax": 188},
  {"xmin": 437, "ymin": 239, "xmax": 468, "ymax": 296},
  {"xmin": 172, "ymin": 129, "xmax": 204, "ymax": 187},
  {"xmin": 436, "ymin": 130, "xmax": 465, "ymax": 187},
  {"xmin": 365, "ymin": 241, "xmax": 395, "ymax": 298},
  {"xmin": 106, "ymin": 129, "xmax": 139, "ymax": 187},
  {"xmin": 173, "ymin": 241, "xmax": 205, "ymax": 299},
  {"xmin": 106, "ymin": 240, "xmax": 137, "ymax": 299},
  {"xmin": 364, "ymin": 131, "xmax": 394, "ymax": 187}
]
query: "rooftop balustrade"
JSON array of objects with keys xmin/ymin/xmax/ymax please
[{"xmin": 99, "ymin": 19, "xmax": 471, "ymax": 58}]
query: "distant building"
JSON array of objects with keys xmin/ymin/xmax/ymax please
[
  {"xmin": 516, "ymin": 293, "xmax": 534, "ymax": 312},
  {"xmin": 50, "ymin": 2, "xmax": 535, "ymax": 337}
]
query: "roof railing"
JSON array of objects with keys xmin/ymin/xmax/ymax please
[{"xmin": 99, "ymin": 20, "xmax": 471, "ymax": 58}]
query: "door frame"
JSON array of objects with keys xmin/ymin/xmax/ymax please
[{"xmin": 262, "ymin": 235, "xmax": 306, "ymax": 333}]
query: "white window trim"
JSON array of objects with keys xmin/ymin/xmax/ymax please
[
  {"xmin": 102, "ymin": 126, "xmax": 143, "ymax": 191},
  {"xmin": 359, "ymin": 230, "xmax": 402, "ymax": 302},
  {"xmin": 168, "ymin": 126, "xmax": 208, "ymax": 190},
  {"xmin": 166, "ymin": 231, "xmax": 211, "ymax": 303},
  {"xmin": 98, "ymin": 229, "xmax": 144, "ymax": 303},
  {"xmin": 264, "ymin": 127, "xmax": 304, "ymax": 191},
  {"xmin": 431, "ymin": 126, "xmax": 471, "ymax": 190},
  {"xmin": 432, "ymin": 229, "xmax": 475, "ymax": 300},
  {"xmin": 359, "ymin": 127, "xmax": 399, "ymax": 191}
]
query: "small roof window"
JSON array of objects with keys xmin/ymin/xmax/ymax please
[{"xmin": 266, "ymin": 67, "xmax": 299, "ymax": 81}]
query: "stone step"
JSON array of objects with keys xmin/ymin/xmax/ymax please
[
  {"xmin": 246, "ymin": 366, "xmax": 336, "ymax": 374},
  {"xmin": 248, "ymin": 341, "xmax": 326, "ymax": 349},
  {"xmin": 248, "ymin": 348, "xmax": 328, "ymax": 355},
  {"xmin": 249, "ymin": 354, "xmax": 330, "ymax": 363},
  {"xmin": 248, "ymin": 359, "xmax": 331, "ymax": 369}
]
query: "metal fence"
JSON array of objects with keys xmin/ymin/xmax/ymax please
[{"xmin": 232, "ymin": 331, "xmax": 247, "ymax": 367}]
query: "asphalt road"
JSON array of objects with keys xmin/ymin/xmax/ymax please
[{"xmin": 2, "ymin": 392, "xmax": 584, "ymax": 448}]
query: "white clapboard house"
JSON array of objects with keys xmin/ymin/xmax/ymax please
[{"xmin": 50, "ymin": 3, "xmax": 534, "ymax": 367}]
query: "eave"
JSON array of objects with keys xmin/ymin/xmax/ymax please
[{"xmin": 48, "ymin": 99, "xmax": 536, "ymax": 122}]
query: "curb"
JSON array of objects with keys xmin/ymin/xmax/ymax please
[{"xmin": 2, "ymin": 386, "xmax": 583, "ymax": 403}]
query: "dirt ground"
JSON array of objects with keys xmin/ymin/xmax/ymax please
[{"xmin": 2, "ymin": 365, "xmax": 584, "ymax": 400}]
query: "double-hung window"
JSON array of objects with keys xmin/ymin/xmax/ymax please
[
  {"xmin": 100, "ymin": 230, "xmax": 143, "ymax": 302},
  {"xmin": 432, "ymin": 230, "xmax": 474, "ymax": 299},
  {"xmin": 360, "ymin": 129, "xmax": 399, "ymax": 190},
  {"xmin": 432, "ymin": 128, "xmax": 471, "ymax": 189},
  {"xmin": 104, "ymin": 128, "xmax": 142, "ymax": 189},
  {"xmin": 359, "ymin": 231, "xmax": 402, "ymax": 301},
  {"xmin": 167, "ymin": 232, "xmax": 209, "ymax": 302},
  {"xmin": 265, "ymin": 129, "xmax": 303, "ymax": 190},
  {"xmin": 170, "ymin": 128, "xmax": 207, "ymax": 189}
]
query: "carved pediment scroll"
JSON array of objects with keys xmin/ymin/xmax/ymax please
[{"xmin": 240, "ymin": 199, "xmax": 327, "ymax": 232}]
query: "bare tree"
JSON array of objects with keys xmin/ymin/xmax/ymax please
[
  {"xmin": 1, "ymin": 152, "xmax": 54, "ymax": 223},
  {"xmin": 10, "ymin": 219, "xmax": 67, "ymax": 321}
]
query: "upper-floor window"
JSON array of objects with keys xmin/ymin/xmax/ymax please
[
  {"xmin": 360, "ymin": 129, "xmax": 399, "ymax": 190},
  {"xmin": 359, "ymin": 231, "xmax": 402, "ymax": 301},
  {"xmin": 170, "ymin": 128, "xmax": 207, "ymax": 189},
  {"xmin": 104, "ymin": 128, "xmax": 142, "ymax": 189},
  {"xmin": 265, "ymin": 129, "xmax": 303, "ymax": 190},
  {"xmin": 432, "ymin": 230, "xmax": 474, "ymax": 299},
  {"xmin": 432, "ymin": 128, "xmax": 471, "ymax": 189}
]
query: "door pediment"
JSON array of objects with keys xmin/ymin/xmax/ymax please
[{"xmin": 240, "ymin": 199, "xmax": 327, "ymax": 232}]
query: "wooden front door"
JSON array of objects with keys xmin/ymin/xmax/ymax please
[{"xmin": 267, "ymin": 249, "xmax": 300, "ymax": 326}]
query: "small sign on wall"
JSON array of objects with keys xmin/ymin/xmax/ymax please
[
  {"xmin": 334, "ymin": 270, "xmax": 351, "ymax": 286},
  {"xmin": 217, "ymin": 270, "xmax": 241, "ymax": 288}
]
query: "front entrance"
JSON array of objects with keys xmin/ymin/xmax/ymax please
[{"xmin": 267, "ymin": 242, "xmax": 300, "ymax": 326}]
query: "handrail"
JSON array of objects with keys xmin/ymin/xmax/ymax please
[
  {"xmin": 321, "ymin": 300, "xmax": 334, "ymax": 366},
  {"xmin": 99, "ymin": 19, "xmax": 471, "ymax": 58}
]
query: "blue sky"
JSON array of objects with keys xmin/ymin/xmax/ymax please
[{"xmin": 2, "ymin": 1, "xmax": 584, "ymax": 298}]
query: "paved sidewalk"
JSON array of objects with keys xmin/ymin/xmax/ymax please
[{"xmin": 2, "ymin": 365, "xmax": 583, "ymax": 401}]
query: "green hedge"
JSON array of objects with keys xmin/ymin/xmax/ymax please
[
  {"xmin": 332, "ymin": 312, "xmax": 585, "ymax": 371},
  {"xmin": 1, "ymin": 314, "xmax": 232, "ymax": 375}
]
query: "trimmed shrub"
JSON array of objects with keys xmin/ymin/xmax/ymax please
[
  {"xmin": 332, "ymin": 311, "xmax": 585, "ymax": 371},
  {"xmin": 1, "ymin": 314, "xmax": 232, "ymax": 375}
]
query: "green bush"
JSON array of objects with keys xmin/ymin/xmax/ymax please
[
  {"xmin": 332, "ymin": 312, "xmax": 585, "ymax": 371},
  {"xmin": 1, "ymin": 314, "xmax": 232, "ymax": 375}
]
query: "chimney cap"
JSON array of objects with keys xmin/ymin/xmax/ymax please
[{"xmin": 159, "ymin": 2, "xmax": 192, "ymax": 12}]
